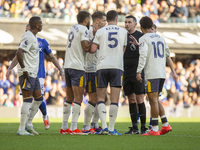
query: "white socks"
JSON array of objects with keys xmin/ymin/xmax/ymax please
[
  {"xmin": 19, "ymin": 102, "xmax": 32, "ymax": 131},
  {"xmin": 152, "ymin": 118, "xmax": 159, "ymax": 132},
  {"xmin": 70, "ymin": 103, "xmax": 81, "ymax": 131},
  {"xmin": 97, "ymin": 102, "xmax": 107, "ymax": 129},
  {"xmin": 26, "ymin": 100, "xmax": 42, "ymax": 126},
  {"xmin": 91, "ymin": 106, "xmax": 99, "ymax": 128},
  {"xmin": 108, "ymin": 104, "xmax": 118, "ymax": 132},
  {"xmin": 83, "ymin": 102, "xmax": 95, "ymax": 130},
  {"xmin": 61, "ymin": 102, "xmax": 72, "ymax": 130}
]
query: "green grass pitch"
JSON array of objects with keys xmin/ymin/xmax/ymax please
[{"xmin": 0, "ymin": 118, "xmax": 199, "ymax": 150}]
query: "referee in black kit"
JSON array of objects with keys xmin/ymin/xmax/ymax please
[{"xmin": 123, "ymin": 15, "xmax": 147, "ymax": 135}]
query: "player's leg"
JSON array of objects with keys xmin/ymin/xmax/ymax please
[
  {"xmin": 70, "ymin": 86, "xmax": 85, "ymax": 133},
  {"xmin": 91, "ymin": 94, "xmax": 107, "ymax": 132},
  {"xmin": 108, "ymin": 69, "xmax": 123, "ymax": 135},
  {"xmin": 18, "ymin": 90, "xmax": 33, "ymax": 135},
  {"xmin": 96, "ymin": 69, "xmax": 109, "ymax": 135},
  {"xmin": 123, "ymin": 78, "xmax": 139, "ymax": 134},
  {"xmin": 136, "ymin": 94, "xmax": 147, "ymax": 134},
  {"xmin": 135, "ymin": 79, "xmax": 147, "ymax": 134},
  {"xmin": 158, "ymin": 79, "xmax": 172, "ymax": 135},
  {"xmin": 38, "ymin": 78, "xmax": 50, "ymax": 130},
  {"xmin": 108, "ymin": 87, "xmax": 121, "ymax": 135},
  {"xmin": 83, "ymin": 73, "xmax": 97, "ymax": 133},
  {"xmin": 69, "ymin": 69, "xmax": 86, "ymax": 134},
  {"xmin": 142, "ymin": 79, "xmax": 160, "ymax": 136},
  {"xmin": 17, "ymin": 76, "xmax": 34, "ymax": 135},
  {"xmin": 26, "ymin": 77, "xmax": 43, "ymax": 135},
  {"xmin": 97, "ymin": 87, "xmax": 108, "ymax": 133},
  {"xmin": 124, "ymin": 93, "xmax": 139, "ymax": 134},
  {"xmin": 60, "ymin": 86, "xmax": 74, "ymax": 135},
  {"xmin": 60, "ymin": 69, "xmax": 74, "ymax": 135}
]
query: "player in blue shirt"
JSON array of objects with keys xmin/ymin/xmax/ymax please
[{"xmin": 6, "ymin": 24, "xmax": 64, "ymax": 130}]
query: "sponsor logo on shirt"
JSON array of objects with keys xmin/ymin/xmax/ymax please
[
  {"xmin": 139, "ymin": 42, "xmax": 144, "ymax": 48},
  {"xmin": 130, "ymin": 44, "xmax": 136, "ymax": 52}
]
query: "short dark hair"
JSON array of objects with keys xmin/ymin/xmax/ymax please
[
  {"xmin": 125, "ymin": 15, "xmax": 137, "ymax": 23},
  {"xmin": 77, "ymin": 11, "xmax": 90, "ymax": 23},
  {"xmin": 92, "ymin": 11, "xmax": 106, "ymax": 21},
  {"xmin": 139, "ymin": 16, "xmax": 153, "ymax": 29},
  {"xmin": 106, "ymin": 10, "xmax": 118, "ymax": 22},
  {"xmin": 29, "ymin": 16, "xmax": 41, "ymax": 29}
]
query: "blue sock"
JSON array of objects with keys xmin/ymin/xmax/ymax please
[
  {"xmin": 137, "ymin": 113, "xmax": 139, "ymax": 122},
  {"xmin": 149, "ymin": 117, "xmax": 152, "ymax": 126},
  {"xmin": 39, "ymin": 101, "xmax": 47, "ymax": 116}
]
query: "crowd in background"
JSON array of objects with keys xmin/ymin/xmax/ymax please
[
  {"xmin": 1, "ymin": 57, "xmax": 200, "ymax": 109},
  {"xmin": 1, "ymin": 0, "xmax": 200, "ymax": 24}
]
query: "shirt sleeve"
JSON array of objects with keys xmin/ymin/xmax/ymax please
[
  {"xmin": 124, "ymin": 30, "xmax": 127, "ymax": 46},
  {"xmin": 43, "ymin": 39, "xmax": 52, "ymax": 55},
  {"xmin": 81, "ymin": 27, "xmax": 89, "ymax": 42},
  {"xmin": 18, "ymin": 34, "xmax": 33, "ymax": 52},
  {"xmin": 137, "ymin": 38, "xmax": 148, "ymax": 73},
  {"xmin": 165, "ymin": 43, "xmax": 170, "ymax": 58}
]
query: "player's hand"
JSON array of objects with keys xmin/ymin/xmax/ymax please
[
  {"xmin": 136, "ymin": 73, "xmax": 142, "ymax": 83},
  {"xmin": 23, "ymin": 71, "xmax": 29, "ymax": 78},
  {"xmin": 129, "ymin": 35, "xmax": 139, "ymax": 46},
  {"xmin": 6, "ymin": 69, "xmax": 12, "ymax": 79},
  {"xmin": 60, "ymin": 70, "xmax": 65, "ymax": 81},
  {"xmin": 172, "ymin": 72, "xmax": 178, "ymax": 83}
]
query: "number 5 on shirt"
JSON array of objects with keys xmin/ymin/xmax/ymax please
[{"xmin": 108, "ymin": 32, "xmax": 118, "ymax": 48}]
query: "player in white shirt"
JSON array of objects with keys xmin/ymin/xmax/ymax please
[
  {"xmin": 82, "ymin": 11, "xmax": 107, "ymax": 134},
  {"xmin": 91, "ymin": 10, "xmax": 127, "ymax": 135},
  {"xmin": 16, "ymin": 16, "xmax": 44, "ymax": 135},
  {"xmin": 60, "ymin": 11, "xmax": 93, "ymax": 135},
  {"xmin": 134, "ymin": 16, "xmax": 177, "ymax": 136}
]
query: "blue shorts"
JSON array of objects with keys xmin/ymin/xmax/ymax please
[
  {"xmin": 86, "ymin": 72, "xmax": 97, "ymax": 93},
  {"xmin": 145, "ymin": 79, "xmax": 165, "ymax": 93},
  {"xmin": 64, "ymin": 68, "xmax": 86, "ymax": 88},
  {"xmin": 97, "ymin": 69, "xmax": 123, "ymax": 88},
  {"xmin": 19, "ymin": 76, "xmax": 41, "ymax": 91}
]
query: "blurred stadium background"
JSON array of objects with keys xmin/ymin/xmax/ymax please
[{"xmin": 0, "ymin": 0, "xmax": 200, "ymax": 119}]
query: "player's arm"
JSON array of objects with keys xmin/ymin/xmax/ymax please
[
  {"xmin": 90, "ymin": 30, "xmax": 100, "ymax": 53},
  {"xmin": 123, "ymin": 46, "xmax": 126, "ymax": 53},
  {"xmin": 81, "ymin": 40, "xmax": 93, "ymax": 52},
  {"xmin": 167, "ymin": 57, "xmax": 178, "ymax": 82},
  {"xmin": 136, "ymin": 40, "xmax": 148, "ymax": 82},
  {"xmin": 6, "ymin": 56, "xmax": 19, "ymax": 78},
  {"xmin": 165, "ymin": 41, "xmax": 178, "ymax": 82},
  {"xmin": 47, "ymin": 53, "xmax": 65, "ymax": 80},
  {"xmin": 16, "ymin": 48, "xmax": 28, "ymax": 78},
  {"xmin": 90, "ymin": 43, "xmax": 98, "ymax": 53}
]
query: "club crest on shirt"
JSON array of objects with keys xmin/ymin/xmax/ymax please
[
  {"xmin": 38, "ymin": 41, "xmax": 42, "ymax": 47},
  {"xmin": 24, "ymin": 40, "xmax": 28, "ymax": 45},
  {"xmin": 85, "ymin": 30, "xmax": 89, "ymax": 37},
  {"xmin": 27, "ymin": 83, "xmax": 31, "ymax": 89}
]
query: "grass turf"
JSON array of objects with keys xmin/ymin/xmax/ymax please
[{"xmin": 0, "ymin": 118, "xmax": 199, "ymax": 150}]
